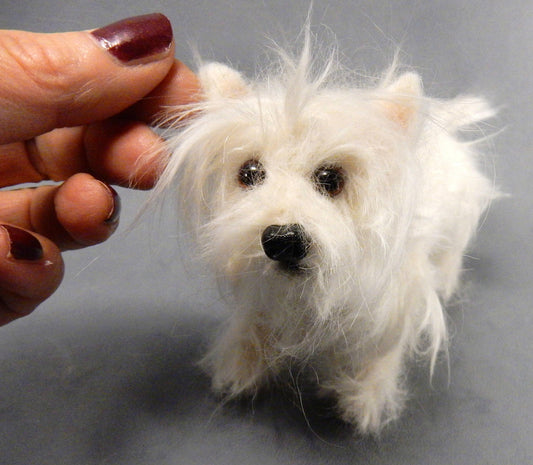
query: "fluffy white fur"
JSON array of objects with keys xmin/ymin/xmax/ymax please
[{"xmin": 152, "ymin": 39, "xmax": 496, "ymax": 434}]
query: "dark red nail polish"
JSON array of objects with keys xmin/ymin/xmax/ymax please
[
  {"xmin": 102, "ymin": 184, "xmax": 121, "ymax": 225},
  {"xmin": 91, "ymin": 13, "xmax": 173, "ymax": 63},
  {"xmin": 1, "ymin": 225, "xmax": 43, "ymax": 261}
]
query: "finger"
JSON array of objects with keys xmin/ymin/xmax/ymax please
[
  {"xmin": 51, "ymin": 173, "xmax": 121, "ymax": 248},
  {"xmin": 0, "ymin": 120, "xmax": 163, "ymax": 189},
  {"xmin": 0, "ymin": 126, "xmax": 89, "ymax": 188},
  {"xmin": 84, "ymin": 119, "xmax": 164, "ymax": 189},
  {"xmin": 0, "ymin": 173, "xmax": 120, "ymax": 250},
  {"xmin": 0, "ymin": 13, "xmax": 175, "ymax": 144},
  {"xmin": 0, "ymin": 141, "xmax": 44, "ymax": 188},
  {"xmin": 0, "ymin": 225, "xmax": 64, "ymax": 325}
]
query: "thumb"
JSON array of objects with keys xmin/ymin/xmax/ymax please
[{"xmin": 0, "ymin": 13, "xmax": 175, "ymax": 144}]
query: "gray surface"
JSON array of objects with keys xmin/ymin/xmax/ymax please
[{"xmin": 1, "ymin": 1, "xmax": 532, "ymax": 464}]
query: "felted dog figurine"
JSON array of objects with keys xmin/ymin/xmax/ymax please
[{"xmin": 153, "ymin": 39, "xmax": 495, "ymax": 434}]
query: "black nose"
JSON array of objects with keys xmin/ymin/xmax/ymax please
[{"xmin": 261, "ymin": 224, "xmax": 310, "ymax": 264}]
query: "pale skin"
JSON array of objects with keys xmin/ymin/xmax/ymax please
[{"xmin": 0, "ymin": 15, "xmax": 200, "ymax": 325}]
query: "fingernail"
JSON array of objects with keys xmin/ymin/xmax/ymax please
[
  {"xmin": 91, "ymin": 13, "xmax": 173, "ymax": 64},
  {"xmin": 1, "ymin": 225, "xmax": 43, "ymax": 261},
  {"xmin": 100, "ymin": 183, "xmax": 121, "ymax": 225}
]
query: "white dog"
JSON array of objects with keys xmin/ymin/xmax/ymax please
[{"xmin": 152, "ymin": 38, "xmax": 496, "ymax": 434}]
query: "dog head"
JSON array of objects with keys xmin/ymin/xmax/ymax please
[{"xmin": 157, "ymin": 53, "xmax": 425, "ymax": 319}]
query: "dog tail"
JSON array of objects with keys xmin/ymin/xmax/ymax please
[{"xmin": 432, "ymin": 95, "xmax": 497, "ymax": 133}]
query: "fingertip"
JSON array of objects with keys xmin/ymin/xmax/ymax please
[
  {"xmin": 54, "ymin": 173, "xmax": 121, "ymax": 247},
  {"xmin": 0, "ymin": 18, "xmax": 176, "ymax": 144},
  {"xmin": 0, "ymin": 225, "xmax": 64, "ymax": 324},
  {"xmin": 89, "ymin": 13, "xmax": 174, "ymax": 65}
]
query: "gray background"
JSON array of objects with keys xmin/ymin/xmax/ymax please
[{"xmin": 1, "ymin": 1, "xmax": 532, "ymax": 464}]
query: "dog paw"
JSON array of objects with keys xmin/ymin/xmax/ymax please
[
  {"xmin": 336, "ymin": 384, "xmax": 404, "ymax": 435},
  {"xmin": 324, "ymin": 362, "xmax": 406, "ymax": 435},
  {"xmin": 211, "ymin": 365, "xmax": 263, "ymax": 397},
  {"xmin": 205, "ymin": 341, "xmax": 270, "ymax": 398}
]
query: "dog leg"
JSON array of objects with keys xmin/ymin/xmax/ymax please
[
  {"xmin": 203, "ymin": 315, "xmax": 275, "ymax": 397},
  {"xmin": 323, "ymin": 342, "xmax": 406, "ymax": 435}
]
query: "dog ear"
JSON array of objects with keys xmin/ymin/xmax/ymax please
[
  {"xmin": 380, "ymin": 72, "xmax": 423, "ymax": 132},
  {"xmin": 199, "ymin": 62, "xmax": 250, "ymax": 100}
]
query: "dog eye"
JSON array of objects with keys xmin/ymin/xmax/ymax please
[
  {"xmin": 238, "ymin": 159, "xmax": 266, "ymax": 188},
  {"xmin": 313, "ymin": 165, "xmax": 345, "ymax": 197}
]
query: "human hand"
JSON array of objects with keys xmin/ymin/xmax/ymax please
[{"xmin": 0, "ymin": 13, "xmax": 200, "ymax": 325}]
